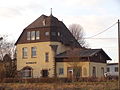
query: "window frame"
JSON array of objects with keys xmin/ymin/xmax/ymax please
[
  {"xmin": 51, "ymin": 32, "xmax": 56, "ymax": 36},
  {"xmin": 31, "ymin": 31, "xmax": 35, "ymax": 40},
  {"xmin": 59, "ymin": 68, "xmax": 64, "ymax": 75},
  {"xmin": 27, "ymin": 32, "xmax": 30, "ymax": 40},
  {"xmin": 107, "ymin": 67, "xmax": 110, "ymax": 72},
  {"xmin": 45, "ymin": 32, "xmax": 49, "ymax": 36},
  {"xmin": 36, "ymin": 31, "xmax": 40, "ymax": 40},
  {"xmin": 45, "ymin": 52, "xmax": 49, "ymax": 62},
  {"xmin": 92, "ymin": 66, "xmax": 96, "ymax": 77},
  {"xmin": 115, "ymin": 67, "xmax": 118, "ymax": 72},
  {"xmin": 101, "ymin": 67, "xmax": 104, "ymax": 76},
  {"xmin": 22, "ymin": 47, "xmax": 27, "ymax": 59},
  {"xmin": 31, "ymin": 47, "xmax": 37, "ymax": 58},
  {"xmin": 22, "ymin": 67, "xmax": 33, "ymax": 78}
]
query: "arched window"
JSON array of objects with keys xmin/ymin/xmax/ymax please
[{"xmin": 21, "ymin": 66, "xmax": 33, "ymax": 78}]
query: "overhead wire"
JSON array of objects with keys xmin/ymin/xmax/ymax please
[{"xmin": 84, "ymin": 22, "xmax": 117, "ymax": 39}]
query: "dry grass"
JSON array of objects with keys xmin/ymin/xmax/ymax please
[{"xmin": 0, "ymin": 81, "xmax": 118, "ymax": 90}]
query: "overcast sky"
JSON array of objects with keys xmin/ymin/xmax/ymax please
[{"xmin": 0, "ymin": 0, "xmax": 120, "ymax": 63}]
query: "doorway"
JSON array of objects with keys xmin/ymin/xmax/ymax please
[{"xmin": 67, "ymin": 67, "xmax": 73, "ymax": 78}]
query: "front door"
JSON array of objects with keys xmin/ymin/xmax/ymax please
[
  {"xmin": 42, "ymin": 70, "xmax": 48, "ymax": 77},
  {"xmin": 67, "ymin": 67, "xmax": 73, "ymax": 79}
]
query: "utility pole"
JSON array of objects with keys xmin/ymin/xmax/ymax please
[{"xmin": 118, "ymin": 19, "xmax": 120, "ymax": 89}]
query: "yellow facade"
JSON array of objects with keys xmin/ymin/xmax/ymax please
[
  {"xmin": 17, "ymin": 41, "xmax": 106, "ymax": 78},
  {"xmin": 56, "ymin": 62, "xmax": 106, "ymax": 78},
  {"xmin": 16, "ymin": 41, "xmax": 70, "ymax": 78}
]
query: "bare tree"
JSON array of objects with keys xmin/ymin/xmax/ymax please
[
  {"xmin": 67, "ymin": 49, "xmax": 82, "ymax": 82},
  {"xmin": 68, "ymin": 24, "xmax": 88, "ymax": 81},
  {"xmin": 69, "ymin": 24, "xmax": 88, "ymax": 48},
  {"xmin": 0, "ymin": 35, "xmax": 16, "ymax": 78},
  {"xmin": 0, "ymin": 35, "xmax": 15, "ymax": 60}
]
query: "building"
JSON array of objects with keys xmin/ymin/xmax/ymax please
[
  {"xmin": 107, "ymin": 63, "xmax": 118, "ymax": 76},
  {"xmin": 15, "ymin": 14, "xmax": 111, "ymax": 78}
]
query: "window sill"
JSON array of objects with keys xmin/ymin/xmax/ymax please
[
  {"xmin": 31, "ymin": 56, "xmax": 37, "ymax": 58},
  {"xmin": 22, "ymin": 57, "xmax": 28, "ymax": 59}
]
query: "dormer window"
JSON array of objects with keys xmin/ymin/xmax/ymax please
[
  {"xmin": 31, "ymin": 31, "xmax": 35, "ymax": 40},
  {"xmin": 36, "ymin": 31, "xmax": 40, "ymax": 40},
  {"xmin": 45, "ymin": 32, "xmax": 49, "ymax": 36},
  {"xmin": 51, "ymin": 32, "xmax": 56, "ymax": 36},
  {"xmin": 27, "ymin": 31, "xmax": 40, "ymax": 40},
  {"xmin": 58, "ymin": 32, "xmax": 60, "ymax": 36},
  {"xmin": 27, "ymin": 32, "xmax": 30, "ymax": 40},
  {"xmin": 43, "ymin": 19, "xmax": 46, "ymax": 26}
]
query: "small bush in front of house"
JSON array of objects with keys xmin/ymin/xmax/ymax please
[{"xmin": 1, "ymin": 76, "xmax": 118, "ymax": 83}]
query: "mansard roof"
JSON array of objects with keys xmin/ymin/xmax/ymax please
[
  {"xmin": 15, "ymin": 14, "xmax": 81, "ymax": 48},
  {"xmin": 25, "ymin": 14, "xmax": 60, "ymax": 29}
]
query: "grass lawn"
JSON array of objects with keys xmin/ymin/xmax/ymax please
[{"xmin": 0, "ymin": 81, "xmax": 118, "ymax": 90}]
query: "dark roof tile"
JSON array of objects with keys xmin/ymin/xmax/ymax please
[{"xmin": 56, "ymin": 49, "xmax": 111, "ymax": 60}]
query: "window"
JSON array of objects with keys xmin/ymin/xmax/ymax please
[
  {"xmin": 31, "ymin": 31, "xmax": 35, "ymax": 40},
  {"xmin": 58, "ymin": 32, "xmax": 60, "ymax": 36},
  {"xmin": 22, "ymin": 67, "xmax": 32, "ymax": 78},
  {"xmin": 22, "ymin": 47, "xmax": 27, "ymax": 58},
  {"xmin": 27, "ymin": 32, "xmax": 30, "ymax": 40},
  {"xmin": 36, "ymin": 31, "xmax": 40, "ymax": 40},
  {"xmin": 45, "ymin": 52, "xmax": 49, "ymax": 62},
  {"xmin": 107, "ymin": 67, "xmax": 110, "ymax": 72},
  {"xmin": 43, "ymin": 19, "xmax": 46, "ymax": 26},
  {"xmin": 92, "ymin": 67, "xmax": 96, "ymax": 77},
  {"xmin": 59, "ymin": 68, "xmax": 64, "ymax": 75},
  {"xmin": 51, "ymin": 32, "xmax": 56, "ymax": 36},
  {"xmin": 83, "ymin": 67, "xmax": 87, "ymax": 76},
  {"xmin": 45, "ymin": 32, "xmax": 49, "ymax": 36},
  {"xmin": 101, "ymin": 67, "xmax": 104, "ymax": 76},
  {"xmin": 31, "ymin": 47, "xmax": 37, "ymax": 57},
  {"xmin": 115, "ymin": 67, "xmax": 118, "ymax": 72},
  {"xmin": 41, "ymin": 70, "xmax": 48, "ymax": 77}
]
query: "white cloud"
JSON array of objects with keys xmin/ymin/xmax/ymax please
[
  {"xmin": 0, "ymin": 0, "xmax": 119, "ymax": 62},
  {"xmin": 63, "ymin": 0, "xmax": 103, "ymax": 7},
  {"xmin": 0, "ymin": 7, "xmax": 21, "ymax": 18}
]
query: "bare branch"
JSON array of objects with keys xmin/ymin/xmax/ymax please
[
  {"xmin": 69, "ymin": 24, "xmax": 88, "ymax": 48},
  {"xmin": 0, "ymin": 35, "xmax": 15, "ymax": 60}
]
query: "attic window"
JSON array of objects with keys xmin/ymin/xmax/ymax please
[
  {"xmin": 36, "ymin": 31, "xmax": 40, "ymax": 40},
  {"xmin": 31, "ymin": 31, "xmax": 35, "ymax": 40},
  {"xmin": 51, "ymin": 32, "xmax": 56, "ymax": 36},
  {"xmin": 43, "ymin": 19, "xmax": 46, "ymax": 26},
  {"xmin": 45, "ymin": 32, "xmax": 49, "ymax": 36},
  {"xmin": 58, "ymin": 32, "xmax": 60, "ymax": 36},
  {"xmin": 27, "ymin": 32, "xmax": 30, "ymax": 40}
]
